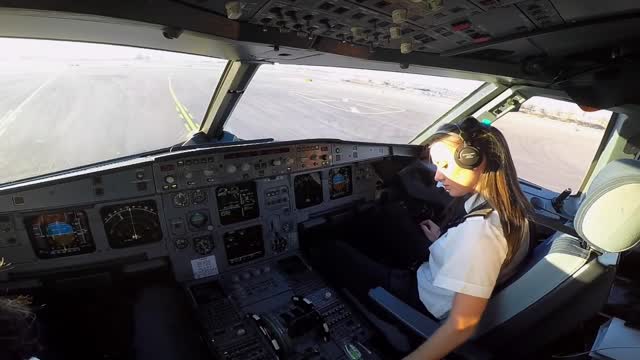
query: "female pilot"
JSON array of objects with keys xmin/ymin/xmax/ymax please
[{"xmin": 313, "ymin": 117, "xmax": 531, "ymax": 359}]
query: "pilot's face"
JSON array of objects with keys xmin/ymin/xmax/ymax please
[{"xmin": 429, "ymin": 140, "xmax": 483, "ymax": 197}]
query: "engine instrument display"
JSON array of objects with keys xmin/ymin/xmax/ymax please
[
  {"xmin": 25, "ymin": 211, "xmax": 95, "ymax": 259},
  {"xmin": 101, "ymin": 200, "xmax": 163, "ymax": 248},
  {"xmin": 329, "ymin": 166, "xmax": 353, "ymax": 200},
  {"xmin": 294, "ymin": 172, "xmax": 323, "ymax": 209},
  {"xmin": 223, "ymin": 225, "xmax": 264, "ymax": 266},
  {"xmin": 216, "ymin": 182, "xmax": 259, "ymax": 225}
]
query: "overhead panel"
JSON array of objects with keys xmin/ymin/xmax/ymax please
[
  {"xmin": 175, "ymin": 0, "xmax": 627, "ymax": 61},
  {"xmin": 517, "ymin": 0, "xmax": 565, "ymax": 29},
  {"xmin": 179, "ymin": 0, "xmax": 268, "ymax": 20},
  {"xmin": 470, "ymin": 6, "xmax": 535, "ymax": 38},
  {"xmin": 468, "ymin": 0, "xmax": 527, "ymax": 11},
  {"xmin": 551, "ymin": 0, "xmax": 640, "ymax": 22}
]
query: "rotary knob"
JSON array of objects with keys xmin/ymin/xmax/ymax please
[
  {"xmin": 241, "ymin": 163, "xmax": 251, "ymax": 172},
  {"xmin": 192, "ymin": 189, "xmax": 207, "ymax": 204},
  {"xmin": 226, "ymin": 164, "xmax": 237, "ymax": 174},
  {"xmin": 173, "ymin": 192, "xmax": 188, "ymax": 207}
]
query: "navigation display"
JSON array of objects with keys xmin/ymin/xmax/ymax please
[
  {"xmin": 329, "ymin": 166, "xmax": 353, "ymax": 199},
  {"xmin": 223, "ymin": 225, "xmax": 264, "ymax": 266},
  {"xmin": 294, "ymin": 172, "xmax": 323, "ymax": 209},
  {"xmin": 216, "ymin": 182, "xmax": 259, "ymax": 225},
  {"xmin": 101, "ymin": 200, "xmax": 162, "ymax": 248},
  {"xmin": 25, "ymin": 211, "xmax": 95, "ymax": 259}
]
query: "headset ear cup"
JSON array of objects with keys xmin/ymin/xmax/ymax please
[{"xmin": 455, "ymin": 144, "xmax": 482, "ymax": 169}]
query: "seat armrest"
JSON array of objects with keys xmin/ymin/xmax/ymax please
[
  {"xmin": 368, "ymin": 287, "xmax": 493, "ymax": 360},
  {"xmin": 368, "ymin": 287, "xmax": 440, "ymax": 338}
]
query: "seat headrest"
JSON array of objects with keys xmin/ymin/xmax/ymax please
[{"xmin": 575, "ymin": 159, "xmax": 640, "ymax": 253}]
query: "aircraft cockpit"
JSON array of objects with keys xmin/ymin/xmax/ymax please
[{"xmin": 1, "ymin": 1, "xmax": 640, "ymax": 360}]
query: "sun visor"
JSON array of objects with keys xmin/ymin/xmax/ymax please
[{"xmin": 564, "ymin": 61, "xmax": 640, "ymax": 109}]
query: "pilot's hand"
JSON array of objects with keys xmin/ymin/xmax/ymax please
[{"xmin": 420, "ymin": 219, "xmax": 441, "ymax": 242}]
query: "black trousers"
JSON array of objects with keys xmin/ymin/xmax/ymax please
[{"xmin": 310, "ymin": 203, "xmax": 434, "ymax": 317}]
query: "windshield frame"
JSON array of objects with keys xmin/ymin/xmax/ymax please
[{"xmin": 199, "ymin": 61, "xmax": 263, "ymax": 139}]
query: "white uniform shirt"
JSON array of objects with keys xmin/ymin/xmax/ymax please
[{"xmin": 417, "ymin": 193, "xmax": 508, "ymax": 319}]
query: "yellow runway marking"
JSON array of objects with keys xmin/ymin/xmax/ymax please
[{"xmin": 168, "ymin": 76, "xmax": 198, "ymax": 131}]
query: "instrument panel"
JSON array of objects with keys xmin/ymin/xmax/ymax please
[
  {"xmin": 0, "ymin": 140, "xmax": 403, "ymax": 282},
  {"xmin": 294, "ymin": 172, "xmax": 323, "ymax": 209},
  {"xmin": 223, "ymin": 225, "xmax": 264, "ymax": 266},
  {"xmin": 101, "ymin": 200, "xmax": 163, "ymax": 248},
  {"xmin": 25, "ymin": 210, "xmax": 95, "ymax": 259},
  {"xmin": 215, "ymin": 181, "xmax": 259, "ymax": 225},
  {"xmin": 329, "ymin": 166, "xmax": 353, "ymax": 200}
]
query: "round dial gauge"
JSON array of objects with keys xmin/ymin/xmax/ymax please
[
  {"xmin": 192, "ymin": 189, "xmax": 207, "ymax": 204},
  {"xmin": 101, "ymin": 201, "xmax": 162, "ymax": 248},
  {"xmin": 173, "ymin": 192, "xmax": 189, "ymax": 207},
  {"xmin": 193, "ymin": 236, "xmax": 214, "ymax": 255},
  {"xmin": 189, "ymin": 211, "xmax": 209, "ymax": 228},
  {"xmin": 174, "ymin": 238, "xmax": 188, "ymax": 250}
]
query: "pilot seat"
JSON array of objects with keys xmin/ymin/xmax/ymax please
[{"xmin": 366, "ymin": 159, "xmax": 640, "ymax": 359}]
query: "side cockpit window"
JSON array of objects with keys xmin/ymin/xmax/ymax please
[{"xmin": 491, "ymin": 96, "xmax": 613, "ymax": 193}]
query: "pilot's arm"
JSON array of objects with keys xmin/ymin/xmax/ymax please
[{"xmin": 402, "ymin": 292, "xmax": 488, "ymax": 360}]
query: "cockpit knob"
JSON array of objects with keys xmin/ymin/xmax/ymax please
[
  {"xmin": 226, "ymin": 164, "xmax": 237, "ymax": 174},
  {"xmin": 225, "ymin": 1, "xmax": 243, "ymax": 20},
  {"xmin": 271, "ymin": 159, "xmax": 282, "ymax": 166},
  {"xmin": 241, "ymin": 163, "xmax": 251, "ymax": 172}
]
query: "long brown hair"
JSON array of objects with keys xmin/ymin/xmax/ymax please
[{"xmin": 427, "ymin": 117, "xmax": 532, "ymax": 265}]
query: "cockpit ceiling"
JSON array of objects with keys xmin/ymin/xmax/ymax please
[
  {"xmin": 1, "ymin": 0, "xmax": 639, "ymax": 85},
  {"xmin": 190, "ymin": 0, "xmax": 638, "ymax": 58}
]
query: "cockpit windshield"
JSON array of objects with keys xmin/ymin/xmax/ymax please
[
  {"xmin": 225, "ymin": 64, "xmax": 483, "ymax": 143},
  {"xmin": 0, "ymin": 38, "xmax": 226, "ymax": 184},
  {"xmin": 1, "ymin": 38, "xmax": 483, "ymax": 185}
]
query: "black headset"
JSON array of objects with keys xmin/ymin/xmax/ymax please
[{"xmin": 435, "ymin": 122, "xmax": 483, "ymax": 170}]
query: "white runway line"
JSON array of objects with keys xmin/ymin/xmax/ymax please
[{"xmin": 0, "ymin": 69, "xmax": 65, "ymax": 132}]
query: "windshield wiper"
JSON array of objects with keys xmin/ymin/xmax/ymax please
[{"xmin": 171, "ymin": 131, "xmax": 274, "ymax": 151}]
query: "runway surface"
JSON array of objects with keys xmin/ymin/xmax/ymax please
[{"xmin": 0, "ymin": 61, "xmax": 607, "ymax": 192}]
